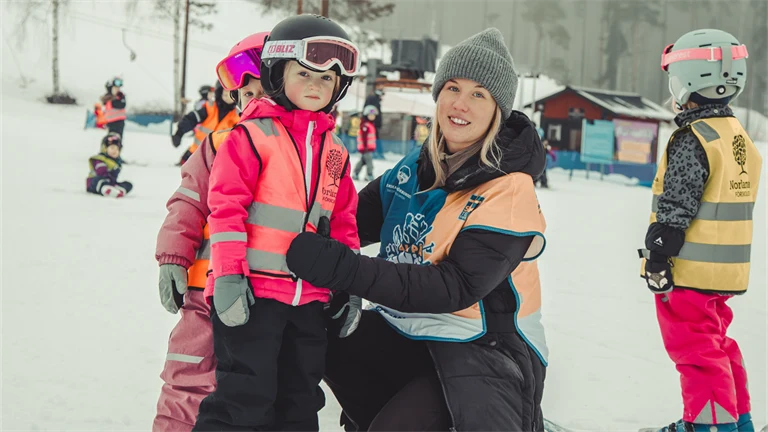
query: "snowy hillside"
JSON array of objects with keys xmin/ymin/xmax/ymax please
[{"xmin": 2, "ymin": 76, "xmax": 766, "ymax": 431}]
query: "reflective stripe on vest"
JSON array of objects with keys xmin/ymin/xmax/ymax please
[
  {"xmin": 104, "ymin": 100, "xmax": 126, "ymax": 123},
  {"xmin": 644, "ymin": 116, "xmax": 761, "ymax": 293},
  {"xmin": 236, "ymin": 118, "xmax": 348, "ymax": 287},
  {"xmin": 186, "ymin": 130, "xmax": 231, "ymax": 288}
]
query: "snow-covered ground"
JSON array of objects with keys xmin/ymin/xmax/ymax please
[{"xmin": 2, "ymin": 78, "xmax": 766, "ymax": 431}]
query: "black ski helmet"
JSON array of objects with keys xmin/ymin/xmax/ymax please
[
  {"xmin": 100, "ymin": 132, "xmax": 122, "ymax": 154},
  {"xmin": 199, "ymin": 84, "xmax": 214, "ymax": 98},
  {"xmin": 105, "ymin": 76, "xmax": 123, "ymax": 92},
  {"xmin": 260, "ymin": 14, "xmax": 357, "ymax": 113}
]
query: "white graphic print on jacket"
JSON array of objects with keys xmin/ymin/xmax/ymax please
[{"xmin": 385, "ymin": 212, "xmax": 435, "ymax": 265}]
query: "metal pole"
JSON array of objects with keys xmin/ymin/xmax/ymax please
[
  {"xmin": 180, "ymin": 0, "xmax": 190, "ymax": 115},
  {"xmin": 321, "ymin": 0, "xmax": 329, "ymax": 17},
  {"xmin": 297, "ymin": 0, "xmax": 303, "ymax": 14}
]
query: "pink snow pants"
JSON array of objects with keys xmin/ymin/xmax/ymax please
[
  {"xmin": 153, "ymin": 289, "xmax": 216, "ymax": 431},
  {"xmin": 655, "ymin": 288, "xmax": 750, "ymax": 424}
]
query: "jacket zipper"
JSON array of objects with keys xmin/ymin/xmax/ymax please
[
  {"xmin": 291, "ymin": 120, "xmax": 316, "ymax": 306},
  {"xmin": 427, "ymin": 345, "xmax": 458, "ymax": 431}
]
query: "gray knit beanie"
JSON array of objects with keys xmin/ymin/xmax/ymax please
[{"xmin": 432, "ymin": 28, "xmax": 518, "ymax": 120}]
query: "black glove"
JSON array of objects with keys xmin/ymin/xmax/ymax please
[
  {"xmin": 179, "ymin": 149, "xmax": 193, "ymax": 165},
  {"xmin": 643, "ymin": 251, "xmax": 674, "ymax": 294},
  {"xmin": 171, "ymin": 133, "xmax": 182, "ymax": 148},
  {"xmin": 286, "ymin": 217, "xmax": 358, "ymax": 291},
  {"xmin": 645, "ymin": 222, "xmax": 685, "ymax": 257}
]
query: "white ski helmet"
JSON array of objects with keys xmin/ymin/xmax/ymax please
[
  {"xmin": 661, "ymin": 29, "xmax": 748, "ymax": 106},
  {"xmin": 362, "ymin": 105, "xmax": 379, "ymax": 116}
]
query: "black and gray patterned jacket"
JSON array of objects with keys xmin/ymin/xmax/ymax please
[{"xmin": 656, "ymin": 104, "xmax": 734, "ymax": 232}]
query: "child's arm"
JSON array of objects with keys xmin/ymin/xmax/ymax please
[
  {"xmin": 155, "ymin": 136, "xmax": 217, "ymax": 267},
  {"xmin": 89, "ymin": 157, "xmax": 109, "ymax": 177},
  {"xmin": 174, "ymin": 106, "xmax": 209, "ymax": 137},
  {"xmin": 111, "ymin": 93, "xmax": 126, "ymax": 109},
  {"xmin": 329, "ymin": 156, "xmax": 361, "ymax": 251},
  {"xmin": 208, "ymin": 127, "xmax": 261, "ymax": 277},
  {"xmin": 646, "ymin": 130, "xmax": 710, "ymax": 257}
]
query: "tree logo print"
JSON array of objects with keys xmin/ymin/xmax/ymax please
[
  {"xmin": 732, "ymin": 135, "xmax": 747, "ymax": 175},
  {"xmin": 385, "ymin": 212, "xmax": 435, "ymax": 265},
  {"xmin": 326, "ymin": 149, "xmax": 344, "ymax": 187}
]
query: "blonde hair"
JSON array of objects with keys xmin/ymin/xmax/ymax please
[{"xmin": 425, "ymin": 104, "xmax": 503, "ymax": 190}]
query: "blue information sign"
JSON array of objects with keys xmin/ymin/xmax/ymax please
[{"xmin": 580, "ymin": 119, "xmax": 615, "ymax": 165}]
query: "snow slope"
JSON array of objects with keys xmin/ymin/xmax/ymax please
[{"xmin": 1, "ymin": 79, "xmax": 766, "ymax": 430}]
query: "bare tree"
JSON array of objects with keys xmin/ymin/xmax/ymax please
[
  {"xmin": 151, "ymin": 0, "xmax": 218, "ymax": 116},
  {"xmin": 598, "ymin": 1, "xmax": 661, "ymax": 91},
  {"xmin": 254, "ymin": 0, "xmax": 396, "ymax": 52},
  {"xmin": 522, "ymin": 0, "xmax": 571, "ymax": 83},
  {"xmin": 10, "ymin": 0, "xmax": 77, "ymax": 103}
]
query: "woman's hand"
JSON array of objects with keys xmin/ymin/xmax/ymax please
[{"xmin": 286, "ymin": 228, "xmax": 358, "ymax": 290}]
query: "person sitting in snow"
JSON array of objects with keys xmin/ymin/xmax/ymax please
[{"xmin": 86, "ymin": 133, "xmax": 132, "ymax": 198}]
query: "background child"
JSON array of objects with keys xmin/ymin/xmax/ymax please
[
  {"xmin": 354, "ymin": 105, "xmax": 378, "ymax": 182},
  {"xmin": 641, "ymin": 29, "xmax": 759, "ymax": 432},
  {"xmin": 86, "ymin": 133, "xmax": 132, "ymax": 198},
  {"xmin": 195, "ymin": 84, "xmax": 215, "ymax": 110},
  {"xmin": 171, "ymin": 82, "xmax": 238, "ymax": 166},
  {"xmin": 193, "ymin": 14, "xmax": 361, "ymax": 431},
  {"xmin": 97, "ymin": 77, "xmax": 127, "ymax": 139},
  {"xmin": 153, "ymin": 31, "xmax": 269, "ymax": 432}
]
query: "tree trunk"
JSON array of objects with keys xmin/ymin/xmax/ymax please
[
  {"xmin": 297, "ymin": 0, "xmax": 303, "ymax": 14},
  {"xmin": 631, "ymin": 18, "xmax": 638, "ymax": 92},
  {"xmin": 180, "ymin": 0, "xmax": 190, "ymax": 115},
  {"xmin": 320, "ymin": 0, "xmax": 329, "ymax": 17},
  {"xmin": 52, "ymin": 0, "xmax": 60, "ymax": 94},
  {"xmin": 173, "ymin": 0, "xmax": 181, "ymax": 120},
  {"xmin": 580, "ymin": 0, "xmax": 587, "ymax": 85},
  {"xmin": 658, "ymin": 0, "xmax": 668, "ymax": 103}
]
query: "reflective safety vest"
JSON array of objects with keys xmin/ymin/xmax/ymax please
[
  {"xmin": 103, "ymin": 99, "xmax": 126, "ymax": 124},
  {"xmin": 373, "ymin": 147, "xmax": 548, "ymax": 361},
  {"xmin": 191, "ymin": 103, "xmax": 239, "ymax": 154},
  {"xmin": 210, "ymin": 117, "xmax": 348, "ymax": 284},
  {"xmin": 186, "ymin": 129, "xmax": 232, "ymax": 289},
  {"xmin": 642, "ymin": 116, "xmax": 762, "ymax": 293}
]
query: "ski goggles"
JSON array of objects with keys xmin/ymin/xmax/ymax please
[
  {"xmin": 216, "ymin": 48, "xmax": 263, "ymax": 91},
  {"xmin": 262, "ymin": 37, "xmax": 360, "ymax": 77},
  {"xmin": 113, "ymin": 78, "xmax": 123, "ymax": 87},
  {"xmin": 660, "ymin": 43, "xmax": 749, "ymax": 71}
]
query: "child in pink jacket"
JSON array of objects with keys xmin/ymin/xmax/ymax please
[
  {"xmin": 153, "ymin": 31, "xmax": 268, "ymax": 432},
  {"xmin": 193, "ymin": 15, "xmax": 361, "ymax": 431}
]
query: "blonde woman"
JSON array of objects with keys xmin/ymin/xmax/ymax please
[{"xmin": 287, "ymin": 28, "xmax": 548, "ymax": 431}]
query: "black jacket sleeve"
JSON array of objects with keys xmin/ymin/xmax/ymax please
[
  {"xmin": 175, "ymin": 106, "xmax": 209, "ymax": 137},
  {"xmin": 356, "ymin": 176, "xmax": 384, "ymax": 247},
  {"xmin": 346, "ymin": 230, "xmax": 534, "ymax": 314}
]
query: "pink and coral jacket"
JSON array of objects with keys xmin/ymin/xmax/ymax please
[{"xmin": 207, "ymin": 97, "xmax": 359, "ymax": 306}]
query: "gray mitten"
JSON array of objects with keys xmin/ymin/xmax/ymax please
[
  {"xmin": 338, "ymin": 295, "xmax": 363, "ymax": 338},
  {"xmin": 159, "ymin": 264, "xmax": 188, "ymax": 314},
  {"xmin": 213, "ymin": 275, "xmax": 255, "ymax": 327}
]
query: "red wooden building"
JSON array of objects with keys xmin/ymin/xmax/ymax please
[{"xmin": 526, "ymin": 86, "xmax": 674, "ymax": 160}]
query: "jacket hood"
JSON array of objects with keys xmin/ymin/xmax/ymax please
[
  {"xmin": 240, "ymin": 97, "xmax": 336, "ymax": 135},
  {"xmin": 417, "ymin": 110, "xmax": 546, "ymax": 192}
]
